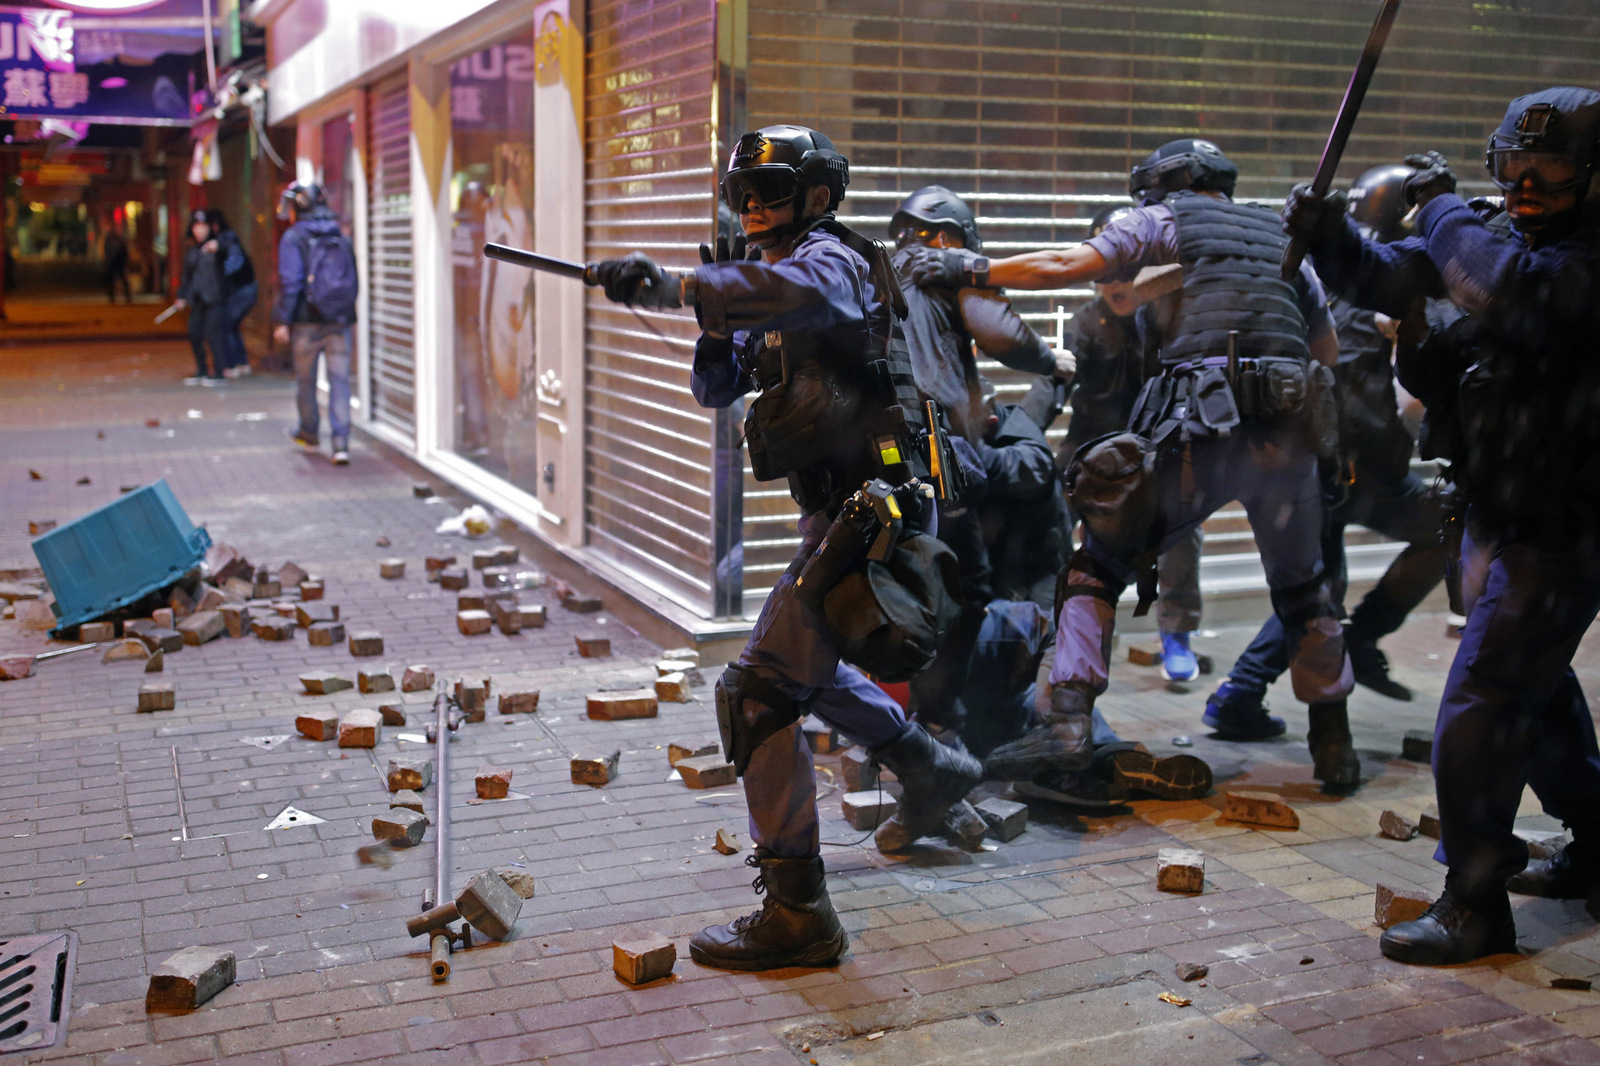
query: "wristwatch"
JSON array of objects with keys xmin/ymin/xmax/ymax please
[{"xmin": 967, "ymin": 256, "xmax": 990, "ymax": 288}]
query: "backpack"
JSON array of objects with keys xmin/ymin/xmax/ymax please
[{"xmin": 302, "ymin": 230, "xmax": 358, "ymax": 320}]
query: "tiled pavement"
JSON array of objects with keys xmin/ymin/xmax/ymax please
[{"xmin": 3, "ymin": 340, "xmax": 1600, "ymax": 1066}]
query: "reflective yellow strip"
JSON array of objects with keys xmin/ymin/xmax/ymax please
[
  {"xmin": 879, "ymin": 443, "xmax": 901, "ymax": 465},
  {"xmin": 885, "ymin": 494, "xmax": 901, "ymax": 520}
]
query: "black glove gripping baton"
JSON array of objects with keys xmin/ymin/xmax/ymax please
[
  {"xmin": 1281, "ymin": 0, "xmax": 1402, "ymax": 279},
  {"xmin": 483, "ymin": 242, "xmax": 599, "ymax": 284}
]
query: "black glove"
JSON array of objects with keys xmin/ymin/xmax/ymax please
[
  {"xmin": 1280, "ymin": 182, "xmax": 1350, "ymax": 248},
  {"xmin": 906, "ymin": 246, "xmax": 985, "ymax": 290},
  {"xmin": 593, "ymin": 251, "xmax": 680, "ymax": 308},
  {"xmin": 698, "ymin": 233, "xmax": 760, "ymax": 265},
  {"xmin": 1403, "ymin": 151, "xmax": 1457, "ymax": 208}
]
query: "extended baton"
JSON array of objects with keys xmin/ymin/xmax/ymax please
[
  {"xmin": 1281, "ymin": 0, "xmax": 1402, "ymax": 279},
  {"xmin": 153, "ymin": 303, "xmax": 182, "ymax": 324},
  {"xmin": 483, "ymin": 242, "xmax": 598, "ymax": 284}
]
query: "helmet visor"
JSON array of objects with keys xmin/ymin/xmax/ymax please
[
  {"xmin": 1488, "ymin": 149, "xmax": 1583, "ymax": 193},
  {"xmin": 721, "ymin": 167, "xmax": 800, "ymax": 214},
  {"xmin": 893, "ymin": 222, "xmax": 952, "ymax": 248}
]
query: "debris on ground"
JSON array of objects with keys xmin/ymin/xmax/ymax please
[
  {"xmin": 1158, "ymin": 992, "xmax": 1191, "ymax": 1007},
  {"xmin": 1222, "ymin": 790, "xmax": 1300, "ymax": 830},
  {"xmin": 435, "ymin": 504, "xmax": 492, "ymax": 537},
  {"xmin": 714, "ymin": 828, "xmax": 742, "ymax": 855},
  {"xmin": 137, "ymin": 682, "xmax": 175, "ymax": 712},
  {"xmin": 587, "ymin": 690, "xmax": 658, "ymax": 720},
  {"xmin": 613, "ymin": 933, "xmax": 675, "ymax": 985},
  {"xmin": 1175, "ymin": 961, "xmax": 1209, "ymax": 982},
  {"xmin": 1374, "ymin": 883, "xmax": 1432, "ymax": 929},
  {"xmin": 677, "ymin": 755, "xmax": 735, "ymax": 789},
  {"xmin": 976, "ymin": 797, "xmax": 1028, "ymax": 842},
  {"xmin": 572, "ymin": 750, "xmax": 621, "ymax": 786},
  {"xmin": 1379, "ymin": 810, "xmax": 1419, "ymax": 841},
  {"xmin": 146, "ymin": 946, "xmax": 235, "ymax": 1011},
  {"xmin": 1157, "ymin": 848, "xmax": 1206, "ymax": 893}
]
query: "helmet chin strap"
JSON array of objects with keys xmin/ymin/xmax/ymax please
[{"xmin": 744, "ymin": 219, "xmax": 804, "ymax": 250}]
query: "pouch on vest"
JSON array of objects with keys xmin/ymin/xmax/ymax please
[
  {"xmin": 1127, "ymin": 375, "xmax": 1178, "ymax": 441},
  {"xmin": 1189, "ymin": 366, "xmax": 1241, "ymax": 435},
  {"xmin": 744, "ymin": 363, "xmax": 862, "ymax": 480},
  {"xmin": 1063, "ymin": 432, "xmax": 1160, "ymax": 560},
  {"xmin": 1301, "ymin": 363, "xmax": 1340, "ymax": 460},
  {"xmin": 820, "ymin": 530, "xmax": 961, "ymax": 682},
  {"xmin": 1262, "ymin": 359, "xmax": 1308, "ymax": 416}
]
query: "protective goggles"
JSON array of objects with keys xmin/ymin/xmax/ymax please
[
  {"xmin": 893, "ymin": 222, "xmax": 953, "ymax": 247},
  {"xmin": 720, "ymin": 167, "xmax": 799, "ymax": 214},
  {"xmin": 1487, "ymin": 149, "xmax": 1584, "ymax": 193}
]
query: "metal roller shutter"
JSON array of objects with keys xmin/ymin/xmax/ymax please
[{"xmin": 367, "ymin": 77, "xmax": 416, "ymax": 437}]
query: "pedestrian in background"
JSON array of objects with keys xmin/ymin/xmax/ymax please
[
  {"xmin": 206, "ymin": 209, "xmax": 257, "ymax": 379},
  {"xmin": 101, "ymin": 224, "xmax": 130, "ymax": 304},
  {"xmin": 173, "ymin": 209, "xmax": 227, "ymax": 387}
]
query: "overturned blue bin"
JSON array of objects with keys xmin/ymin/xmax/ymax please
[{"xmin": 31, "ymin": 479, "xmax": 211, "ymax": 637}]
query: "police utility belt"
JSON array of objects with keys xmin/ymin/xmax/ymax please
[{"xmin": 1127, "ymin": 351, "xmax": 1338, "ymax": 459}]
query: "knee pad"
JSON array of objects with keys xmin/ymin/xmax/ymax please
[{"xmin": 715, "ymin": 664, "xmax": 810, "ymax": 777}]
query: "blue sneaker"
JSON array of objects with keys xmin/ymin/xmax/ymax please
[
  {"xmin": 1160, "ymin": 631, "xmax": 1200, "ymax": 682},
  {"xmin": 1202, "ymin": 680, "xmax": 1287, "ymax": 740}
]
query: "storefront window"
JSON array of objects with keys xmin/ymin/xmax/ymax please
[
  {"xmin": 448, "ymin": 29, "xmax": 537, "ymax": 489},
  {"xmin": 320, "ymin": 114, "xmax": 354, "ymax": 235}
]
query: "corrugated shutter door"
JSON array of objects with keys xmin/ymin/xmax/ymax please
[
  {"xmin": 584, "ymin": 0, "xmax": 721, "ymax": 615},
  {"xmin": 740, "ymin": 0, "xmax": 1600, "ymax": 604},
  {"xmin": 367, "ymin": 77, "xmax": 416, "ymax": 437}
]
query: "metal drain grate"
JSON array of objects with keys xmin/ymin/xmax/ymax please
[{"xmin": 0, "ymin": 932, "xmax": 76, "ymax": 1055}]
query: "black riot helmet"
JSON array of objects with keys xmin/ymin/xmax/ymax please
[
  {"xmin": 1345, "ymin": 164, "xmax": 1413, "ymax": 243},
  {"xmin": 1128, "ymin": 139, "xmax": 1238, "ymax": 205},
  {"xmin": 276, "ymin": 181, "xmax": 325, "ymax": 221},
  {"xmin": 890, "ymin": 185, "xmax": 982, "ymax": 252},
  {"xmin": 720, "ymin": 125, "xmax": 848, "ymax": 248},
  {"xmin": 1484, "ymin": 86, "xmax": 1600, "ymax": 202},
  {"xmin": 1087, "ymin": 203, "xmax": 1137, "ymax": 239}
]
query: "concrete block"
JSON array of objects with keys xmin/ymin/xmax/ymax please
[
  {"xmin": 457, "ymin": 679, "xmax": 489, "ymax": 722},
  {"xmin": 338, "ymin": 709, "xmax": 382, "ymax": 748},
  {"xmin": 571, "ymin": 750, "xmax": 621, "ymax": 786},
  {"xmin": 0, "ymin": 655, "xmax": 34, "ymax": 681},
  {"xmin": 390, "ymin": 789, "xmax": 424, "ymax": 814},
  {"xmin": 388, "ymin": 757, "xmax": 432, "ymax": 792},
  {"xmin": 177, "ymin": 610, "xmax": 224, "ymax": 645},
  {"xmin": 457, "ymin": 869, "xmax": 523, "ymax": 940},
  {"xmin": 668, "ymin": 740, "xmax": 719, "ymax": 767},
  {"xmin": 655, "ymin": 672, "xmax": 692, "ymax": 703},
  {"xmin": 476, "ymin": 765, "xmax": 513, "ymax": 799},
  {"xmin": 803, "ymin": 719, "xmax": 841, "ymax": 754},
  {"xmin": 613, "ymin": 933, "xmax": 675, "ymax": 985},
  {"xmin": 1379, "ymin": 810, "xmax": 1419, "ymax": 841},
  {"xmin": 439, "ymin": 568, "xmax": 469, "ymax": 590},
  {"xmin": 348, "ymin": 631, "xmax": 384, "ymax": 657},
  {"xmin": 498, "ymin": 869, "xmax": 537, "ymax": 899},
  {"xmin": 492, "ymin": 544, "xmax": 520, "ymax": 566},
  {"xmin": 103, "ymin": 638, "xmax": 150, "ymax": 663},
  {"xmin": 1128, "ymin": 641, "xmax": 1163, "ymax": 667},
  {"xmin": 518, "ymin": 604, "xmax": 546, "ymax": 628},
  {"xmin": 379, "ymin": 558, "xmax": 406, "ymax": 579},
  {"xmin": 278, "ymin": 562, "xmax": 309, "ymax": 589},
  {"xmin": 195, "ymin": 586, "xmax": 227, "ymax": 612},
  {"xmin": 358, "ymin": 668, "xmax": 395, "ymax": 694},
  {"xmin": 586, "ymin": 690, "xmax": 658, "ymax": 720},
  {"xmin": 1419, "ymin": 805, "xmax": 1441, "ymax": 839},
  {"xmin": 294, "ymin": 602, "xmax": 339, "ymax": 627},
  {"xmin": 137, "ymin": 682, "xmax": 175, "ymax": 712},
  {"xmin": 144, "ymin": 650, "xmax": 164, "ymax": 673},
  {"xmin": 1223, "ymin": 790, "xmax": 1300, "ymax": 830},
  {"xmin": 377, "ymin": 702, "xmax": 409, "ymax": 726},
  {"xmin": 372, "ymin": 807, "xmax": 427, "ymax": 847},
  {"xmin": 471, "ymin": 549, "xmax": 497, "ymax": 570},
  {"xmin": 677, "ymin": 754, "xmax": 736, "ymax": 789},
  {"xmin": 1516, "ymin": 828, "xmax": 1571, "ymax": 861},
  {"xmin": 499, "ymin": 691, "xmax": 539, "ymax": 715},
  {"xmin": 1402, "ymin": 730, "xmax": 1433, "ymax": 762},
  {"xmin": 661, "ymin": 647, "xmax": 699, "ymax": 664},
  {"xmin": 457, "ymin": 609, "xmax": 493, "ymax": 636},
  {"xmin": 252, "ymin": 617, "xmax": 295, "ymax": 641},
  {"xmin": 457, "ymin": 592, "xmax": 487, "ymax": 612},
  {"xmin": 976, "ymin": 797, "xmax": 1028, "ymax": 842},
  {"xmin": 714, "ymin": 828, "xmax": 742, "ymax": 855},
  {"xmin": 145, "ymin": 946, "xmax": 235, "ymax": 1011},
  {"xmin": 295, "ymin": 711, "xmax": 339, "ymax": 741},
  {"xmin": 298, "ymin": 580, "xmax": 324, "ymax": 601},
  {"xmin": 945, "ymin": 800, "xmax": 989, "ymax": 847},
  {"xmin": 1157, "ymin": 848, "xmax": 1206, "ymax": 893},
  {"xmin": 842, "ymin": 789, "xmax": 898, "ymax": 830},
  {"xmin": 306, "ymin": 620, "xmax": 346, "ymax": 647},
  {"xmin": 401, "ymin": 665, "xmax": 434, "ymax": 692},
  {"xmin": 481, "ymin": 566, "xmax": 510, "ymax": 591},
  {"xmin": 1374, "ymin": 883, "xmax": 1433, "ymax": 929},
  {"xmin": 300, "ymin": 670, "xmax": 353, "ymax": 695},
  {"xmin": 220, "ymin": 605, "xmax": 250, "ymax": 639},
  {"xmin": 575, "ymin": 634, "xmax": 611, "ymax": 657},
  {"xmin": 80, "ymin": 620, "xmax": 116, "ymax": 642},
  {"xmin": 168, "ymin": 587, "xmax": 195, "ymax": 620},
  {"xmin": 151, "ymin": 608, "xmax": 174, "ymax": 628}
]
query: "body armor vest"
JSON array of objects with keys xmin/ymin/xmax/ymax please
[{"xmin": 1162, "ymin": 193, "xmax": 1311, "ymax": 368}]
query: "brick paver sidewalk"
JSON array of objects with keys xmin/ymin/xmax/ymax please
[{"xmin": 3, "ymin": 340, "xmax": 1599, "ymax": 1066}]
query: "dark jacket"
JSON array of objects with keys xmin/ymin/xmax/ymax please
[
  {"xmin": 215, "ymin": 229, "xmax": 255, "ymax": 292},
  {"xmin": 1062, "ymin": 296, "xmax": 1145, "ymax": 450},
  {"xmin": 978, "ymin": 403, "xmax": 1070, "ymax": 601},
  {"xmin": 178, "ymin": 240, "xmax": 224, "ymax": 306},
  {"xmin": 1327, "ymin": 295, "xmax": 1415, "ymax": 485},
  {"xmin": 273, "ymin": 208, "xmax": 349, "ymax": 324}
]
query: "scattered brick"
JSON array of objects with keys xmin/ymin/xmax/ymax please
[
  {"xmin": 338, "ymin": 709, "xmax": 382, "ymax": 748},
  {"xmin": 457, "ymin": 609, "xmax": 493, "ymax": 636},
  {"xmin": 278, "ymin": 562, "xmax": 310, "ymax": 588},
  {"xmin": 220, "ymin": 605, "xmax": 250, "ymax": 639},
  {"xmin": 195, "ymin": 586, "xmax": 227, "ymax": 612},
  {"xmin": 307, "ymin": 621, "xmax": 346, "ymax": 647},
  {"xmin": 144, "ymin": 650, "xmax": 164, "ymax": 674},
  {"xmin": 575, "ymin": 633, "xmax": 611, "ymax": 657},
  {"xmin": 481, "ymin": 566, "xmax": 510, "ymax": 591},
  {"xmin": 1402, "ymin": 730, "xmax": 1433, "ymax": 762},
  {"xmin": 492, "ymin": 544, "xmax": 520, "ymax": 566},
  {"xmin": 177, "ymin": 610, "xmax": 224, "ymax": 645},
  {"xmin": 388, "ymin": 757, "xmax": 432, "ymax": 792},
  {"xmin": 714, "ymin": 828, "xmax": 742, "ymax": 855},
  {"xmin": 102, "ymin": 639, "xmax": 150, "ymax": 663},
  {"xmin": 358, "ymin": 668, "xmax": 395, "ymax": 694},
  {"xmin": 945, "ymin": 800, "xmax": 988, "ymax": 847},
  {"xmin": 657, "ymin": 659, "xmax": 704, "ymax": 687},
  {"xmin": 1374, "ymin": 883, "xmax": 1432, "ymax": 928},
  {"xmin": 1419, "ymin": 804, "xmax": 1441, "ymax": 839},
  {"xmin": 28, "ymin": 519, "xmax": 57, "ymax": 535},
  {"xmin": 375, "ymin": 536, "xmax": 391, "ymax": 548},
  {"xmin": 299, "ymin": 580, "xmax": 324, "ymax": 600},
  {"xmin": 207, "ymin": 545, "xmax": 253, "ymax": 584},
  {"xmin": 138, "ymin": 682, "xmax": 175, "ymax": 712},
  {"xmin": 458, "ymin": 678, "xmax": 489, "ymax": 722},
  {"xmin": 613, "ymin": 934, "xmax": 675, "ymax": 985},
  {"xmin": 389, "ymin": 790, "xmax": 424, "ymax": 814},
  {"xmin": 168, "ymin": 586, "xmax": 195, "ymax": 620},
  {"xmin": 586, "ymin": 690, "xmax": 657, "ymax": 720},
  {"xmin": 296, "ymin": 711, "xmax": 340, "ymax": 742},
  {"xmin": 499, "ymin": 691, "xmax": 539, "ymax": 715},
  {"xmin": 145, "ymin": 946, "xmax": 235, "ymax": 1011},
  {"xmin": 377, "ymin": 702, "xmax": 409, "ymax": 726},
  {"xmin": 401, "ymin": 665, "xmax": 435, "ymax": 692},
  {"xmin": 272, "ymin": 603, "xmax": 298, "ymax": 618},
  {"xmin": 1516, "ymin": 828, "xmax": 1570, "ymax": 860},
  {"xmin": 295, "ymin": 602, "xmax": 339, "ymax": 627},
  {"xmin": 677, "ymin": 754, "xmax": 736, "ymax": 789},
  {"xmin": 1223, "ymin": 790, "xmax": 1300, "ymax": 830},
  {"xmin": 976, "ymin": 797, "xmax": 1028, "ymax": 842},
  {"xmin": 0, "ymin": 656, "xmax": 35, "ymax": 680},
  {"xmin": 223, "ymin": 577, "xmax": 254, "ymax": 600},
  {"xmin": 1379, "ymin": 810, "xmax": 1419, "ymax": 841},
  {"xmin": 668, "ymin": 740, "xmax": 719, "ymax": 767},
  {"xmin": 1175, "ymin": 961, "xmax": 1209, "ymax": 982},
  {"xmin": 456, "ymin": 870, "xmax": 523, "ymax": 940},
  {"xmin": 565, "ymin": 594, "xmax": 603, "ymax": 613},
  {"xmin": 803, "ymin": 719, "xmax": 841, "ymax": 754},
  {"xmin": 372, "ymin": 808, "xmax": 427, "ymax": 847},
  {"xmin": 655, "ymin": 672, "xmax": 693, "ymax": 703},
  {"xmin": 253, "ymin": 617, "xmax": 295, "ymax": 641},
  {"xmin": 518, "ymin": 604, "xmax": 546, "ymax": 629},
  {"xmin": 498, "ymin": 869, "xmax": 537, "ymax": 899},
  {"xmin": 80, "ymin": 620, "xmax": 116, "ymax": 642},
  {"xmin": 439, "ymin": 568, "xmax": 468, "ymax": 590},
  {"xmin": 661, "ymin": 646, "xmax": 699, "ymax": 664},
  {"xmin": 476, "ymin": 765, "xmax": 513, "ymax": 799},
  {"xmin": 413, "ymin": 483, "xmax": 434, "ymax": 498},
  {"xmin": 300, "ymin": 670, "xmax": 353, "ymax": 695},
  {"xmin": 151, "ymin": 607, "xmax": 174, "ymax": 629},
  {"xmin": 252, "ymin": 575, "xmax": 282, "ymax": 599},
  {"xmin": 347, "ymin": 630, "xmax": 383, "ymax": 657},
  {"xmin": 491, "ymin": 599, "xmax": 522, "ymax": 635},
  {"xmin": 471, "ymin": 549, "xmax": 497, "ymax": 570},
  {"xmin": 1157, "ymin": 848, "xmax": 1206, "ymax": 893},
  {"xmin": 842, "ymin": 790, "xmax": 899, "ymax": 830},
  {"xmin": 571, "ymin": 750, "xmax": 621, "ymax": 786},
  {"xmin": 425, "ymin": 554, "xmax": 455, "ymax": 574},
  {"xmin": 457, "ymin": 592, "xmax": 487, "ymax": 612},
  {"xmin": 1128, "ymin": 641, "xmax": 1163, "ymax": 667},
  {"xmin": 379, "ymin": 558, "xmax": 406, "ymax": 579}
]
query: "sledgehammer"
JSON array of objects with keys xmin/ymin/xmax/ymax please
[{"xmin": 406, "ymin": 869, "xmax": 524, "ymax": 947}]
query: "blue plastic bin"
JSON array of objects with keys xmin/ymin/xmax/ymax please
[{"xmin": 31, "ymin": 479, "xmax": 211, "ymax": 637}]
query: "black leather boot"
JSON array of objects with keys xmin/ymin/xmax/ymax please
[
  {"xmin": 1346, "ymin": 637, "xmax": 1413, "ymax": 701},
  {"xmin": 1507, "ymin": 839, "xmax": 1599, "ymax": 899},
  {"xmin": 872, "ymin": 722, "xmax": 983, "ymax": 852},
  {"xmin": 982, "ymin": 682, "xmax": 1095, "ymax": 782},
  {"xmin": 1379, "ymin": 875, "xmax": 1517, "ymax": 965},
  {"xmin": 1307, "ymin": 700, "xmax": 1360, "ymax": 789},
  {"xmin": 689, "ymin": 850, "xmax": 847, "ymax": 971}
]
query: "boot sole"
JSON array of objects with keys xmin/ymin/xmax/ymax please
[
  {"xmin": 1110, "ymin": 751, "xmax": 1213, "ymax": 800},
  {"xmin": 1014, "ymin": 778, "xmax": 1127, "ymax": 808},
  {"xmin": 1378, "ymin": 927, "xmax": 1516, "ymax": 966},
  {"xmin": 688, "ymin": 933, "xmax": 846, "ymax": 972}
]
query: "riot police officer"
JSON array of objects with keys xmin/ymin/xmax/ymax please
[
  {"xmin": 1284, "ymin": 87, "xmax": 1600, "ymax": 965},
  {"xmin": 908, "ymin": 138, "xmax": 1356, "ymax": 792},
  {"xmin": 590, "ymin": 125, "xmax": 982, "ymax": 972},
  {"xmin": 1207, "ymin": 165, "xmax": 1447, "ymax": 736}
]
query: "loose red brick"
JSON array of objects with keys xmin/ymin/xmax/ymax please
[
  {"xmin": 457, "ymin": 610, "xmax": 493, "ymax": 636},
  {"xmin": 300, "ymin": 670, "xmax": 354, "ymax": 695},
  {"xmin": 677, "ymin": 755, "xmax": 736, "ymax": 789},
  {"xmin": 401, "ymin": 665, "xmax": 435, "ymax": 692},
  {"xmin": 79, "ymin": 620, "xmax": 116, "ymax": 642},
  {"xmin": 348, "ymin": 631, "xmax": 384, "ymax": 656},
  {"xmin": 307, "ymin": 620, "xmax": 346, "ymax": 647},
  {"xmin": 575, "ymin": 634, "xmax": 610, "ymax": 657},
  {"xmin": 1223, "ymin": 790, "xmax": 1301, "ymax": 830},
  {"xmin": 177, "ymin": 610, "xmax": 224, "ymax": 645},
  {"xmin": 138, "ymin": 682, "xmax": 176, "ymax": 712},
  {"xmin": 379, "ymin": 558, "xmax": 406, "ymax": 579},
  {"xmin": 295, "ymin": 602, "xmax": 339, "ymax": 627},
  {"xmin": 586, "ymin": 690, "xmax": 657, "ymax": 720},
  {"xmin": 572, "ymin": 750, "xmax": 621, "ymax": 786},
  {"xmin": 358, "ymin": 668, "xmax": 395, "ymax": 694},
  {"xmin": 498, "ymin": 691, "xmax": 538, "ymax": 715},
  {"xmin": 296, "ymin": 711, "xmax": 340, "ymax": 741},
  {"xmin": 613, "ymin": 934, "xmax": 675, "ymax": 985},
  {"xmin": 476, "ymin": 765, "xmax": 513, "ymax": 799},
  {"xmin": 338, "ymin": 709, "xmax": 382, "ymax": 748}
]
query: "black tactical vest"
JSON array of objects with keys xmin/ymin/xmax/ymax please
[{"xmin": 1162, "ymin": 193, "xmax": 1311, "ymax": 368}]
